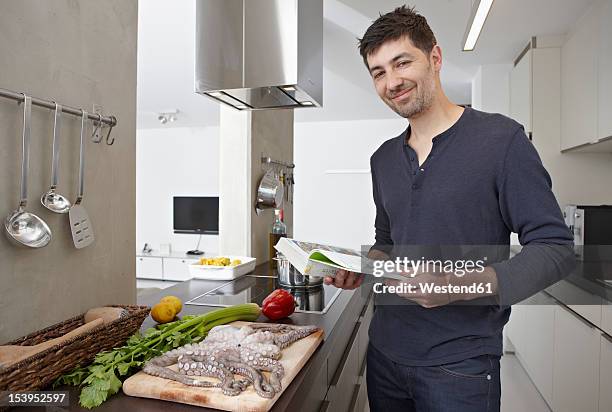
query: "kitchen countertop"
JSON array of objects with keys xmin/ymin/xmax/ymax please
[
  {"xmin": 510, "ymin": 245, "xmax": 612, "ymax": 304},
  {"xmin": 44, "ymin": 262, "xmax": 370, "ymax": 412}
]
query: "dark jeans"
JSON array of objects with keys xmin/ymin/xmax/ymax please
[{"xmin": 366, "ymin": 344, "xmax": 501, "ymax": 412}]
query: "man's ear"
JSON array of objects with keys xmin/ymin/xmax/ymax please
[{"xmin": 430, "ymin": 45, "xmax": 442, "ymax": 71}]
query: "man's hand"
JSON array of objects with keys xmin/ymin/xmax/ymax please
[
  {"xmin": 324, "ymin": 269, "xmax": 364, "ymax": 290},
  {"xmin": 384, "ymin": 266, "xmax": 499, "ymax": 308},
  {"xmin": 384, "ymin": 271, "xmax": 451, "ymax": 308}
]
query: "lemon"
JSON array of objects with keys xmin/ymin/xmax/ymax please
[
  {"xmin": 150, "ymin": 302, "xmax": 176, "ymax": 324},
  {"xmin": 160, "ymin": 295, "xmax": 183, "ymax": 314}
]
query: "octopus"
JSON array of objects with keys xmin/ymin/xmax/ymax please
[{"xmin": 143, "ymin": 323, "xmax": 319, "ymax": 399}]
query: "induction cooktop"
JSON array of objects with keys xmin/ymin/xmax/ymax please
[{"xmin": 185, "ymin": 275, "xmax": 342, "ymax": 314}]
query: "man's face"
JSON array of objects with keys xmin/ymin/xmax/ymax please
[{"xmin": 366, "ymin": 36, "xmax": 439, "ymax": 118}]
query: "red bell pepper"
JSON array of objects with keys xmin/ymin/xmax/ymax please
[{"xmin": 262, "ymin": 289, "xmax": 296, "ymax": 320}]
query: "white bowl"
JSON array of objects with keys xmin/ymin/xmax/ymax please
[{"xmin": 188, "ymin": 256, "xmax": 257, "ymax": 280}]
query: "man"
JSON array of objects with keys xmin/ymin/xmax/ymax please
[{"xmin": 323, "ymin": 5, "xmax": 575, "ymax": 412}]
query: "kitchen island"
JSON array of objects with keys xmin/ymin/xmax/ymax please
[{"xmin": 48, "ymin": 262, "xmax": 372, "ymax": 412}]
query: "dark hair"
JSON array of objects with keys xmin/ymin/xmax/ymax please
[{"xmin": 358, "ymin": 5, "xmax": 437, "ymax": 68}]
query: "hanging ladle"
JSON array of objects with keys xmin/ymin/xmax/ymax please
[
  {"xmin": 4, "ymin": 94, "xmax": 52, "ymax": 248},
  {"xmin": 41, "ymin": 102, "xmax": 71, "ymax": 213}
]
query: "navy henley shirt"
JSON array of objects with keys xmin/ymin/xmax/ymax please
[{"xmin": 368, "ymin": 107, "xmax": 575, "ymax": 366}]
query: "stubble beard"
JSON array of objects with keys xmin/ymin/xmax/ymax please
[{"xmin": 386, "ymin": 71, "xmax": 436, "ymax": 119}]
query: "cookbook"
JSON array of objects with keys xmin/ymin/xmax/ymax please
[{"xmin": 273, "ymin": 238, "xmax": 405, "ymax": 281}]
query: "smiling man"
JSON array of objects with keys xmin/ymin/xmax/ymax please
[{"xmin": 323, "ymin": 5, "xmax": 575, "ymax": 412}]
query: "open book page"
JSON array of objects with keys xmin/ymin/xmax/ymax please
[
  {"xmin": 275, "ymin": 238, "xmax": 406, "ymax": 281},
  {"xmin": 308, "ymin": 250, "xmax": 363, "ymax": 272},
  {"xmin": 308, "ymin": 250, "xmax": 406, "ymax": 281}
]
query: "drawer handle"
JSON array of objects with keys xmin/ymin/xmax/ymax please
[
  {"xmin": 348, "ymin": 383, "xmax": 361, "ymax": 411},
  {"xmin": 359, "ymin": 290, "xmax": 374, "ymax": 318},
  {"xmin": 358, "ymin": 347, "xmax": 367, "ymax": 378},
  {"xmin": 603, "ymin": 332, "xmax": 612, "ymax": 344},
  {"xmin": 329, "ymin": 321, "xmax": 361, "ymax": 387},
  {"xmin": 559, "ymin": 302, "xmax": 596, "ymax": 330},
  {"xmin": 319, "ymin": 400, "xmax": 330, "ymax": 412}
]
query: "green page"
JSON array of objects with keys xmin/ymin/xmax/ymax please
[{"xmin": 309, "ymin": 251, "xmax": 344, "ymax": 268}]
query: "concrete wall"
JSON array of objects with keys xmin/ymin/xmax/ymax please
[
  {"xmin": 250, "ymin": 110, "xmax": 294, "ymax": 261},
  {"xmin": 0, "ymin": 0, "xmax": 138, "ymax": 342},
  {"xmin": 219, "ymin": 107, "xmax": 294, "ymax": 262}
]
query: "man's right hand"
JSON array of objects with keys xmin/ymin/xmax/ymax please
[{"xmin": 324, "ymin": 269, "xmax": 364, "ymax": 290}]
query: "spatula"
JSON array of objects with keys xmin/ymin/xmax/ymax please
[{"xmin": 69, "ymin": 110, "xmax": 94, "ymax": 249}]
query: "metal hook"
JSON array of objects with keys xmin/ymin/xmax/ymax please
[
  {"xmin": 92, "ymin": 113, "xmax": 103, "ymax": 143},
  {"xmin": 105, "ymin": 116, "xmax": 116, "ymax": 145}
]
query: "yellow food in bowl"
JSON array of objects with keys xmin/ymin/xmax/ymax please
[{"xmin": 198, "ymin": 257, "xmax": 242, "ymax": 266}]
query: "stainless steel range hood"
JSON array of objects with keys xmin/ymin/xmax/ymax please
[{"xmin": 195, "ymin": 0, "xmax": 323, "ymax": 110}]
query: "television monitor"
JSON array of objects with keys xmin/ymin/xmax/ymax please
[{"xmin": 173, "ymin": 197, "xmax": 219, "ymax": 234}]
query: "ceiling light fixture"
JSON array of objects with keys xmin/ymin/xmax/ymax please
[{"xmin": 462, "ymin": 0, "xmax": 494, "ymax": 51}]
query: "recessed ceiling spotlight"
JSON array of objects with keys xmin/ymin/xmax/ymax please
[{"xmin": 157, "ymin": 109, "xmax": 179, "ymax": 125}]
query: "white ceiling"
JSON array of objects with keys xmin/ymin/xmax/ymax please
[{"xmin": 137, "ymin": 0, "xmax": 594, "ymax": 129}]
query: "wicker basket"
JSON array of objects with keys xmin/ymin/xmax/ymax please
[{"xmin": 0, "ymin": 304, "xmax": 149, "ymax": 392}]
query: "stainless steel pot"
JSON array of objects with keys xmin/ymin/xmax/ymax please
[
  {"xmin": 280, "ymin": 285, "xmax": 324, "ymax": 312},
  {"xmin": 276, "ymin": 253, "xmax": 323, "ymax": 287},
  {"xmin": 255, "ymin": 169, "xmax": 284, "ymax": 214}
]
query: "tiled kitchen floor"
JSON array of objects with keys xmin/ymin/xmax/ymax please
[{"xmin": 500, "ymin": 354, "xmax": 551, "ymax": 412}]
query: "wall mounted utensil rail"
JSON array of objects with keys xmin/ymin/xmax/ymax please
[
  {"xmin": 260, "ymin": 154, "xmax": 295, "ymax": 207},
  {"xmin": 261, "ymin": 155, "xmax": 294, "ymax": 170},
  {"xmin": 0, "ymin": 87, "xmax": 118, "ymax": 145}
]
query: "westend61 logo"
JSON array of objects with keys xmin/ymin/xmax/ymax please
[{"xmin": 371, "ymin": 257, "xmax": 487, "ymax": 277}]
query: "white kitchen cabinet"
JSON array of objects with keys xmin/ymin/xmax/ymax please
[
  {"xmin": 547, "ymin": 279, "xmax": 603, "ymax": 327},
  {"xmin": 162, "ymin": 257, "xmax": 197, "ymax": 281},
  {"xmin": 560, "ymin": 1, "xmax": 600, "ymax": 150},
  {"xmin": 507, "ymin": 294, "xmax": 555, "ymax": 406},
  {"xmin": 506, "ymin": 302, "xmax": 527, "ymax": 355},
  {"xmin": 136, "ymin": 256, "xmax": 163, "ymax": 279},
  {"xmin": 510, "ymin": 48, "xmax": 532, "ymax": 134},
  {"xmin": 552, "ymin": 304, "xmax": 601, "ymax": 412},
  {"xmin": 598, "ymin": 0, "xmax": 612, "ymax": 140},
  {"xmin": 599, "ymin": 333, "xmax": 612, "ymax": 412},
  {"xmin": 522, "ymin": 296, "xmax": 556, "ymax": 406}
]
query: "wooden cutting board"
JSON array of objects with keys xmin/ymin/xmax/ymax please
[{"xmin": 123, "ymin": 321, "xmax": 324, "ymax": 412}]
